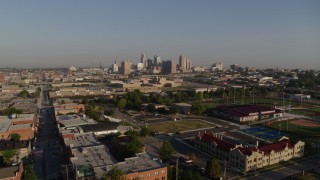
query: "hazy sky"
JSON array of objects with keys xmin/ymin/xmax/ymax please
[{"xmin": 0, "ymin": 0, "xmax": 319, "ymax": 69}]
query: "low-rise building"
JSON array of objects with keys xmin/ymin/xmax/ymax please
[
  {"xmin": 79, "ymin": 122, "xmax": 119, "ymax": 136},
  {"xmin": 53, "ymin": 103, "xmax": 85, "ymax": 115},
  {"xmin": 0, "ymin": 114, "xmax": 35, "ymax": 140},
  {"xmin": 213, "ymin": 105, "xmax": 283, "ymax": 123},
  {"xmin": 172, "ymin": 103, "xmax": 192, "ymax": 114},
  {"xmin": 0, "ymin": 163, "xmax": 24, "ymax": 180},
  {"xmin": 56, "ymin": 114, "xmax": 95, "ymax": 130},
  {"xmin": 195, "ymin": 132, "xmax": 304, "ymax": 172}
]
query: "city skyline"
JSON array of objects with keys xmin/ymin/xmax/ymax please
[{"xmin": 0, "ymin": 1, "xmax": 319, "ymax": 69}]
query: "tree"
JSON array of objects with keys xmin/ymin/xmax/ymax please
[
  {"xmin": 17, "ymin": 90, "xmax": 29, "ymax": 98},
  {"xmin": 10, "ymin": 134, "xmax": 21, "ymax": 141},
  {"xmin": 117, "ymin": 98, "xmax": 127, "ymax": 110},
  {"xmin": 180, "ymin": 168, "xmax": 203, "ymax": 180},
  {"xmin": 24, "ymin": 165, "xmax": 38, "ymax": 180},
  {"xmin": 205, "ymin": 158, "xmax": 221, "ymax": 179},
  {"xmin": 140, "ymin": 126, "xmax": 150, "ymax": 137},
  {"xmin": 0, "ymin": 107, "xmax": 23, "ymax": 116},
  {"xmin": 196, "ymin": 92, "xmax": 204, "ymax": 102},
  {"xmin": 81, "ymin": 98, "xmax": 89, "ymax": 104},
  {"xmin": 123, "ymin": 137, "xmax": 143, "ymax": 157},
  {"xmin": 104, "ymin": 109, "xmax": 115, "ymax": 116},
  {"xmin": 188, "ymin": 152, "xmax": 197, "ymax": 162},
  {"xmin": 104, "ymin": 166, "xmax": 126, "ymax": 180},
  {"xmin": 190, "ymin": 103, "xmax": 207, "ymax": 115},
  {"xmin": 1, "ymin": 149, "xmax": 17, "ymax": 165},
  {"xmin": 147, "ymin": 104, "xmax": 156, "ymax": 113},
  {"xmin": 159, "ymin": 141, "xmax": 174, "ymax": 162}
]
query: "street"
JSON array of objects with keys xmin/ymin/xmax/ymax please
[{"xmin": 33, "ymin": 83, "xmax": 64, "ymax": 180}]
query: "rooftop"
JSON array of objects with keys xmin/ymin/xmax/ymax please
[
  {"xmin": 57, "ymin": 114, "xmax": 95, "ymax": 128},
  {"xmin": 70, "ymin": 145, "xmax": 117, "ymax": 168},
  {"xmin": 9, "ymin": 124, "xmax": 32, "ymax": 131},
  {"xmin": 94, "ymin": 153, "xmax": 166, "ymax": 178},
  {"xmin": 80, "ymin": 122, "xmax": 119, "ymax": 133},
  {"xmin": 0, "ymin": 119, "xmax": 11, "ymax": 133},
  {"xmin": 0, "ymin": 166, "xmax": 20, "ymax": 179},
  {"xmin": 64, "ymin": 133, "xmax": 100, "ymax": 149}
]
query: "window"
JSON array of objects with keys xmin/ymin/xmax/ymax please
[
  {"xmin": 161, "ymin": 170, "xmax": 166, "ymax": 174},
  {"xmin": 155, "ymin": 171, "xmax": 159, "ymax": 176},
  {"xmin": 146, "ymin": 173, "xmax": 151, "ymax": 178},
  {"xmin": 161, "ymin": 177, "xmax": 166, "ymax": 180}
]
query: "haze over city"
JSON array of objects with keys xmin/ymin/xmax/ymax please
[{"xmin": 0, "ymin": 0, "xmax": 319, "ymax": 69}]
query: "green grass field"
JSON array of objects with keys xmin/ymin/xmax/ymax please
[
  {"xmin": 147, "ymin": 120, "xmax": 214, "ymax": 133},
  {"xmin": 269, "ymin": 120, "xmax": 320, "ymax": 135},
  {"xmin": 290, "ymin": 109, "xmax": 316, "ymax": 116}
]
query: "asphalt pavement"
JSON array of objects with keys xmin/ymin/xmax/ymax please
[{"xmin": 33, "ymin": 83, "xmax": 64, "ymax": 180}]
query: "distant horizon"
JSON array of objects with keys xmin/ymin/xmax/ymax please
[{"xmin": 0, "ymin": 1, "xmax": 319, "ymax": 69}]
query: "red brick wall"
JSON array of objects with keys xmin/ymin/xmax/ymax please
[{"xmin": 126, "ymin": 167, "xmax": 167, "ymax": 180}]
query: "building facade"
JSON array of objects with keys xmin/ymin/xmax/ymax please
[
  {"xmin": 162, "ymin": 60, "xmax": 176, "ymax": 74},
  {"xmin": 195, "ymin": 132, "xmax": 305, "ymax": 172},
  {"xmin": 121, "ymin": 60, "xmax": 131, "ymax": 75}
]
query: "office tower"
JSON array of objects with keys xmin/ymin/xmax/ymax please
[
  {"xmin": 147, "ymin": 58, "xmax": 153, "ymax": 69},
  {"xmin": 112, "ymin": 64, "xmax": 119, "ymax": 73},
  {"xmin": 179, "ymin": 55, "xmax": 186, "ymax": 70},
  {"xmin": 186, "ymin": 59, "xmax": 192, "ymax": 69},
  {"xmin": 140, "ymin": 53, "xmax": 147, "ymax": 68},
  {"xmin": 121, "ymin": 60, "xmax": 131, "ymax": 75},
  {"xmin": 212, "ymin": 62, "xmax": 223, "ymax": 71},
  {"xmin": 137, "ymin": 63, "xmax": 144, "ymax": 71},
  {"xmin": 230, "ymin": 64, "xmax": 238, "ymax": 71},
  {"xmin": 162, "ymin": 60, "xmax": 176, "ymax": 74},
  {"xmin": 154, "ymin": 55, "xmax": 161, "ymax": 66}
]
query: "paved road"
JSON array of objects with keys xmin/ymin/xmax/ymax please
[
  {"xmin": 245, "ymin": 155, "xmax": 320, "ymax": 180},
  {"xmin": 33, "ymin": 83, "xmax": 64, "ymax": 180}
]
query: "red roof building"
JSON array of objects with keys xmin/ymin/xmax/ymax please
[
  {"xmin": 213, "ymin": 105, "xmax": 283, "ymax": 123},
  {"xmin": 195, "ymin": 132, "xmax": 305, "ymax": 172}
]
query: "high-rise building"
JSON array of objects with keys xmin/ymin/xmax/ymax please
[
  {"xmin": 137, "ymin": 63, "xmax": 144, "ymax": 71},
  {"xmin": 212, "ymin": 62, "xmax": 223, "ymax": 71},
  {"xmin": 179, "ymin": 55, "xmax": 186, "ymax": 70},
  {"xmin": 121, "ymin": 60, "xmax": 131, "ymax": 75},
  {"xmin": 112, "ymin": 64, "xmax": 118, "ymax": 73},
  {"xmin": 140, "ymin": 53, "xmax": 147, "ymax": 69},
  {"xmin": 154, "ymin": 55, "xmax": 161, "ymax": 66},
  {"xmin": 230, "ymin": 64, "xmax": 238, "ymax": 71},
  {"xmin": 147, "ymin": 58, "xmax": 153, "ymax": 69},
  {"xmin": 186, "ymin": 59, "xmax": 191, "ymax": 69},
  {"xmin": 162, "ymin": 60, "xmax": 176, "ymax": 74}
]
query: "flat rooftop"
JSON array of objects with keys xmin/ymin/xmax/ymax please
[
  {"xmin": 9, "ymin": 124, "xmax": 32, "ymax": 131},
  {"xmin": 0, "ymin": 166, "xmax": 20, "ymax": 179},
  {"xmin": 57, "ymin": 114, "xmax": 95, "ymax": 128},
  {"xmin": 64, "ymin": 133, "xmax": 100, "ymax": 149},
  {"xmin": 94, "ymin": 153, "xmax": 166, "ymax": 178},
  {"xmin": 0, "ymin": 119, "xmax": 11, "ymax": 133},
  {"xmin": 116, "ymin": 153, "xmax": 165, "ymax": 174},
  {"xmin": 70, "ymin": 145, "xmax": 116, "ymax": 168}
]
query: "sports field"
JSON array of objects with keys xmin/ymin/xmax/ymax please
[
  {"xmin": 241, "ymin": 126, "xmax": 287, "ymax": 140},
  {"xmin": 269, "ymin": 118, "xmax": 320, "ymax": 135}
]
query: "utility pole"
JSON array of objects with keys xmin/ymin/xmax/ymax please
[
  {"xmin": 66, "ymin": 165, "xmax": 69, "ymax": 180},
  {"xmin": 176, "ymin": 157, "xmax": 179, "ymax": 180},
  {"xmin": 233, "ymin": 88, "xmax": 235, "ymax": 104},
  {"xmin": 62, "ymin": 165, "xmax": 69, "ymax": 180},
  {"xmin": 224, "ymin": 160, "xmax": 227, "ymax": 179}
]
